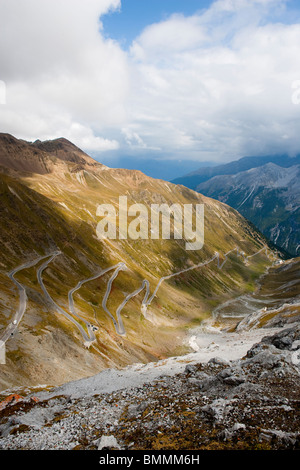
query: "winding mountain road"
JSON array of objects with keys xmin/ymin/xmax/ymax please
[
  {"xmin": 68, "ymin": 263, "xmax": 125, "ymax": 342},
  {"xmin": 140, "ymin": 245, "xmax": 275, "ymax": 318},
  {"xmin": 101, "ymin": 263, "xmax": 127, "ymax": 336},
  {"xmin": 37, "ymin": 252, "xmax": 97, "ymax": 347},
  {"xmin": 2, "ymin": 244, "xmax": 276, "ymax": 347},
  {"xmin": 0, "ymin": 253, "xmax": 58, "ymax": 345}
]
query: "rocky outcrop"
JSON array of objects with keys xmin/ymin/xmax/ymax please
[
  {"xmin": 196, "ymin": 163, "xmax": 300, "ymax": 257},
  {"xmin": 0, "ymin": 325, "xmax": 299, "ymax": 450}
]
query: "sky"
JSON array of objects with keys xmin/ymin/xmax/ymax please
[
  {"xmin": 1, "ymin": 0, "xmax": 300, "ymax": 165},
  {"xmin": 102, "ymin": 0, "xmax": 214, "ymax": 47}
]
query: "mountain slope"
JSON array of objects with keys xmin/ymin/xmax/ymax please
[
  {"xmin": 0, "ymin": 134, "xmax": 284, "ymax": 392},
  {"xmin": 0, "ymin": 134, "xmax": 56, "ymax": 175},
  {"xmin": 172, "ymin": 154, "xmax": 300, "ymax": 190},
  {"xmin": 197, "ymin": 163, "xmax": 300, "ymax": 257},
  {"xmin": 32, "ymin": 137, "xmax": 103, "ymax": 168}
]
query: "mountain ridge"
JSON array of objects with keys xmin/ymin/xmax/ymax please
[
  {"xmin": 172, "ymin": 153, "xmax": 300, "ymax": 190},
  {"xmin": 32, "ymin": 137, "xmax": 104, "ymax": 168},
  {"xmin": 0, "ymin": 133, "xmax": 109, "ymax": 175},
  {"xmin": 0, "ymin": 134, "xmax": 287, "ymax": 392},
  {"xmin": 196, "ymin": 163, "xmax": 300, "ymax": 257}
]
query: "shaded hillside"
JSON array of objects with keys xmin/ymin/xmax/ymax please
[
  {"xmin": 0, "ymin": 134, "xmax": 283, "ymax": 391},
  {"xmin": 197, "ymin": 163, "xmax": 300, "ymax": 257}
]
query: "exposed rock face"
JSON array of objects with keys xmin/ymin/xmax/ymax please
[
  {"xmin": 0, "ymin": 133, "xmax": 54, "ymax": 175},
  {"xmin": 32, "ymin": 137, "xmax": 101, "ymax": 167},
  {"xmin": 196, "ymin": 163, "xmax": 300, "ymax": 257},
  {"xmin": 0, "ymin": 325, "xmax": 299, "ymax": 450},
  {"xmin": 260, "ymin": 325, "xmax": 300, "ymax": 351}
]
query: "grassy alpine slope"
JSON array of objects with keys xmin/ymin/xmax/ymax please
[{"xmin": 0, "ymin": 134, "xmax": 283, "ymax": 392}]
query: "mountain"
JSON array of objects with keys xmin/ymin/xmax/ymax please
[
  {"xmin": 196, "ymin": 163, "xmax": 300, "ymax": 257},
  {"xmin": 32, "ymin": 137, "xmax": 101, "ymax": 167},
  {"xmin": 1, "ymin": 252, "xmax": 299, "ymax": 450},
  {"xmin": 212, "ymin": 255, "xmax": 300, "ymax": 331},
  {"xmin": 0, "ymin": 134, "xmax": 286, "ymax": 392},
  {"xmin": 90, "ymin": 154, "xmax": 214, "ymax": 182},
  {"xmin": 0, "ymin": 133, "xmax": 56, "ymax": 175},
  {"xmin": 172, "ymin": 154, "xmax": 300, "ymax": 191}
]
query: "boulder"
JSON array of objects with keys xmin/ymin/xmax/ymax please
[
  {"xmin": 98, "ymin": 435, "xmax": 121, "ymax": 450},
  {"xmin": 208, "ymin": 357, "xmax": 231, "ymax": 367}
]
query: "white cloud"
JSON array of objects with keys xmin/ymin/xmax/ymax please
[
  {"xmin": 0, "ymin": 0, "xmax": 300, "ymax": 162},
  {"xmin": 121, "ymin": 127, "xmax": 161, "ymax": 151},
  {"xmin": 55, "ymin": 122, "xmax": 120, "ymax": 152},
  {"xmin": 130, "ymin": 14, "xmax": 207, "ymax": 61},
  {"xmin": 0, "ymin": 0, "xmax": 126, "ymax": 152},
  {"xmin": 0, "ymin": 0, "xmax": 121, "ymax": 79},
  {"xmin": 127, "ymin": 0, "xmax": 300, "ymax": 161},
  {"xmin": 0, "ymin": 81, "xmax": 6, "ymax": 105}
]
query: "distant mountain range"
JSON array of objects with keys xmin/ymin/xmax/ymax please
[
  {"xmin": 89, "ymin": 153, "xmax": 215, "ymax": 182},
  {"xmin": 172, "ymin": 154, "xmax": 300, "ymax": 257},
  {"xmin": 172, "ymin": 154, "xmax": 300, "ymax": 190}
]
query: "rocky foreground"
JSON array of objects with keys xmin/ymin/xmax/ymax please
[{"xmin": 0, "ymin": 326, "xmax": 300, "ymax": 451}]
